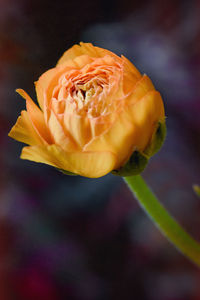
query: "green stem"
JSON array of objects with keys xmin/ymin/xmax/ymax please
[{"xmin": 124, "ymin": 175, "xmax": 200, "ymax": 266}]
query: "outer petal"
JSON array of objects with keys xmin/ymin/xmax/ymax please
[
  {"xmin": 21, "ymin": 145, "xmax": 117, "ymax": 178},
  {"xmin": 63, "ymin": 113, "xmax": 92, "ymax": 148},
  {"xmin": 122, "ymin": 71, "xmax": 141, "ymax": 95},
  {"xmin": 89, "ymin": 113, "xmax": 116, "ymax": 138},
  {"xmin": 8, "ymin": 110, "xmax": 44, "ymax": 146},
  {"xmin": 48, "ymin": 110, "xmax": 77, "ymax": 151},
  {"xmin": 35, "ymin": 68, "xmax": 57, "ymax": 110},
  {"xmin": 57, "ymin": 44, "xmax": 88, "ymax": 64},
  {"xmin": 57, "ymin": 42, "xmax": 121, "ymax": 66},
  {"xmin": 125, "ymin": 75, "xmax": 155, "ymax": 105},
  {"xmin": 85, "ymin": 90, "xmax": 165, "ymax": 169},
  {"xmin": 127, "ymin": 90, "xmax": 165, "ymax": 151},
  {"xmin": 84, "ymin": 109, "xmax": 139, "ymax": 169},
  {"xmin": 35, "ymin": 65, "xmax": 68, "ymax": 112},
  {"xmin": 16, "ymin": 89, "xmax": 52, "ymax": 144},
  {"xmin": 121, "ymin": 55, "xmax": 142, "ymax": 79}
]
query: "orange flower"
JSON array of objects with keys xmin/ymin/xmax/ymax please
[{"xmin": 9, "ymin": 42, "xmax": 165, "ymax": 178}]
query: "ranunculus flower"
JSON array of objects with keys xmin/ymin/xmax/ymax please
[{"xmin": 9, "ymin": 42, "xmax": 165, "ymax": 178}]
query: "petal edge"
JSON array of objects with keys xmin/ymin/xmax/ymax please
[{"xmin": 21, "ymin": 145, "xmax": 117, "ymax": 178}]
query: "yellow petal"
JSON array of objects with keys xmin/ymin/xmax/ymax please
[
  {"xmin": 35, "ymin": 68, "xmax": 57, "ymax": 110},
  {"xmin": 126, "ymin": 75, "xmax": 155, "ymax": 105},
  {"xmin": 35, "ymin": 64, "xmax": 71, "ymax": 112},
  {"xmin": 63, "ymin": 113, "xmax": 92, "ymax": 147},
  {"xmin": 128, "ymin": 90, "xmax": 165, "ymax": 150},
  {"xmin": 123, "ymin": 71, "xmax": 141, "ymax": 95},
  {"xmin": 8, "ymin": 110, "xmax": 44, "ymax": 146},
  {"xmin": 16, "ymin": 89, "xmax": 52, "ymax": 144},
  {"xmin": 57, "ymin": 42, "xmax": 120, "ymax": 66},
  {"xmin": 121, "ymin": 55, "xmax": 142, "ymax": 79},
  {"xmin": 71, "ymin": 54, "xmax": 94, "ymax": 69},
  {"xmin": 21, "ymin": 144, "xmax": 117, "ymax": 178},
  {"xmin": 35, "ymin": 66, "xmax": 66, "ymax": 115},
  {"xmin": 84, "ymin": 90, "xmax": 164, "ymax": 168},
  {"xmin": 48, "ymin": 109, "xmax": 77, "ymax": 151},
  {"xmin": 84, "ymin": 109, "xmax": 138, "ymax": 168},
  {"xmin": 57, "ymin": 44, "xmax": 87, "ymax": 64},
  {"xmin": 89, "ymin": 113, "xmax": 115, "ymax": 138}
]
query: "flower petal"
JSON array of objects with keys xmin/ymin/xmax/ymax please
[
  {"xmin": 123, "ymin": 71, "xmax": 141, "ymax": 95},
  {"xmin": 57, "ymin": 42, "xmax": 120, "ymax": 66},
  {"xmin": 126, "ymin": 75, "xmax": 155, "ymax": 105},
  {"xmin": 8, "ymin": 110, "xmax": 44, "ymax": 146},
  {"xmin": 121, "ymin": 55, "xmax": 142, "ymax": 79},
  {"xmin": 35, "ymin": 64, "xmax": 73, "ymax": 112},
  {"xmin": 84, "ymin": 90, "xmax": 164, "ymax": 168},
  {"xmin": 89, "ymin": 113, "xmax": 115, "ymax": 138},
  {"xmin": 36, "ymin": 56, "xmax": 93, "ymax": 111},
  {"xmin": 16, "ymin": 89, "xmax": 52, "ymax": 144},
  {"xmin": 84, "ymin": 109, "xmax": 138, "ymax": 169},
  {"xmin": 35, "ymin": 68, "xmax": 57, "ymax": 110},
  {"xmin": 48, "ymin": 109, "xmax": 77, "ymax": 151},
  {"xmin": 57, "ymin": 44, "xmax": 87, "ymax": 64},
  {"xmin": 128, "ymin": 90, "xmax": 165, "ymax": 150},
  {"xmin": 35, "ymin": 66, "xmax": 67, "ymax": 113},
  {"xmin": 63, "ymin": 113, "xmax": 92, "ymax": 147},
  {"xmin": 21, "ymin": 144, "xmax": 117, "ymax": 178}
]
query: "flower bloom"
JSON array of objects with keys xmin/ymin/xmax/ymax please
[{"xmin": 9, "ymin": 42, "xmax": 165, "ymax": 178}]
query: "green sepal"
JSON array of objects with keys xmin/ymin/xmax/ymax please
[
  {"xmin": 144, "ymin": 120, "xmax": 166, "ymax": 158},
  {"xmin": 112, "ymin": 150, "xmax": 148, "ymax": 177},
  {"xmin": 57, "ymin": 168, "xmax": 78, "ymax": 176}
]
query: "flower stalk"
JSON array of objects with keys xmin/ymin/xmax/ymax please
[{"xmin": 124, "ymin": 175, "xmax": 200, "ymax": 267}]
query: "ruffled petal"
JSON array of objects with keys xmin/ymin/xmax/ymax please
[
  {"xmin": 21, "ymin": 144, "xmax": 117, "ymax": 178},
  {"xmin": 36, "ymin": 56, "xmax": 93, "ymax": 111}
]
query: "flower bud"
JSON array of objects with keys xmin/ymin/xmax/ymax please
[{"xmin": 9, "ymin": 42, "xmax": 165, "ymax": 178}]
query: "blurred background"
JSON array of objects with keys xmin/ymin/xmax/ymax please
[{"xmin": 1, "ymin": 0, "xmax": 200, "ymax": 299}]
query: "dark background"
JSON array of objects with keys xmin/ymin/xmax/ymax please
[{"xmin": 1, "ymin": 0, "xmax": 200, "ymax": 299}]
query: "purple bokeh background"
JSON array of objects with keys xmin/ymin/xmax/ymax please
[{"xmin": 1, "ymin": 0, "xmax": 200, "ymax": 299}]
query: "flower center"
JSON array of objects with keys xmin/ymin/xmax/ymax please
[{"xmin": 51, "ymin": 62, "xmax": 122, "ymax": 118}]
